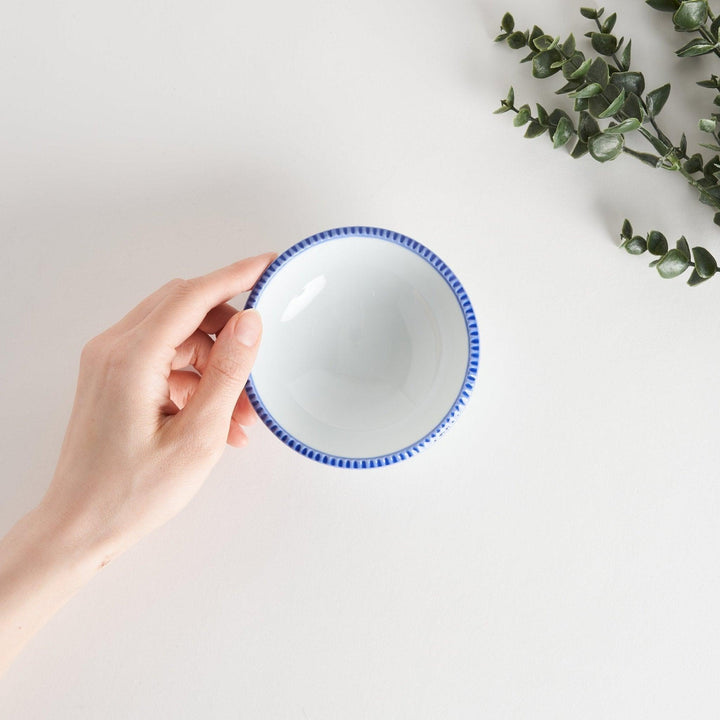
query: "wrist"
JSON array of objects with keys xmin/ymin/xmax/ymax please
[
  {"xmin": 20, "ymin": 502, "xmax": 113, "ymax": 583},
  {"xmin": 0, "ymin": 503, "xmax": 105, "ymax": 675}
]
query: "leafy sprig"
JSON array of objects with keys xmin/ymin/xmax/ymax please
[
  {"xmin": 620, "ymin": 218, "xmax": 719, "ymax": 284},
  {"xmin": 494, "ymin": 3, "xmax": 720, "ymax": 286}
]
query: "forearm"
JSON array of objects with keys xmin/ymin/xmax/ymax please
[{"xmin": 0, "ymin": 505, "xmax": 101, "ymax": 676}]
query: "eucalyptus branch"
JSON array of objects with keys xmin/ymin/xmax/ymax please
[
  {"xmin": 493, "ymin": 4, "xmax": 720, "ymax": 286},
  {"xmin": 495, "ymin": 8, "xmax": 720, "ymax": 209},
  {"xmin": 619, "ymin": 219, "xmax": 718, "ymax": 284}
]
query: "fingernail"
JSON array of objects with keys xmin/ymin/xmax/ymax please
[{"xmin": 235, "ymin": 309, "xmax": 262, "ymax": 347}]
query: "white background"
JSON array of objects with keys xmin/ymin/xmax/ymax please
[{"xmin": 2, "ymin": 1, "xmax": 720, "ymax": 717}]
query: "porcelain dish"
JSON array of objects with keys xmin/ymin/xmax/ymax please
[{"xmin": 243, "ymin": 226, "xmax": 479, "ymax": 468}]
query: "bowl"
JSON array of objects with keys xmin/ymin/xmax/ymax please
[{"xmin": 243, "ymin": 226, "xmax": 479, "ymax": 468}]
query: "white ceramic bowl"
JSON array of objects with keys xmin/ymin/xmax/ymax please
[{"xmin": 243, "ymin": 227, "xmax": 478, "ymax": 468}]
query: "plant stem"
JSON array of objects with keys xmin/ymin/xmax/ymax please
[
  {"xmin": 622, "ymin": 146, "xmax": 650, "ymax": 161},
  {"xmin": 624, "ymin": 135, "xmax": 720, "ymax": 210}
]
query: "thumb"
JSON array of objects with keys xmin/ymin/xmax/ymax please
[{"xmin": 178, "ymin": 309, "xmax": 263, "ymax": 442}]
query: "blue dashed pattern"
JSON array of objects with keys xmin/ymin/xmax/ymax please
[{"xmin": 244, "ymin": 226, "xmax": 480, "ymax": 469}]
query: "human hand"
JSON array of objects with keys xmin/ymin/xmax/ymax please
[
  {"xmin": 0, "ymin": 254, "xmax": 278, "ymax": 675},
  {"xmin": 41, "ymin": 253, "xmax": 276, "ymax": 565}
]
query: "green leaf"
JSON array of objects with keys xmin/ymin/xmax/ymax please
[
  {"xmin": 649, "ymin": 258, "xmax": 661, "ymax": 267},
  {"xmin": 507, "ymin": 31, "xmax": 528, "ymax": 49},
  {"xmin": 621, "ymin": 92, "xmax": 645, "ymax": 121},
  {"xmin": 604, "ymin": 117, "xmax": 641, "ymax": 134},
  {"xmin": 646, "ymin": 133, "xmax": 672, "ymax": 155},
  {"xmin": 533, "ymin": 50, "xmax": 562, "ymax": 78},
  {"xmin": 619, "ymin": 38, "xmax": 632, "ymax": 70},
  {"xmin": 684, "ymin": 153, "xmax": 704, "ymax": 173},
  {"xmin": 548, "ymin": 109, "xmax": 572, "ymax": 127},
  {"xmin": 562, "ymin": 34, "xmax": 577, "ymax": 56},
  {"xmin": 687, "ymin": 268, "xmax": 709, "ymax": 286},
  {"xmin": 586, "ymin": 57, "xmax": 610, "ymax": 88},
  {"xmin": 647, "ymin": 230, "xmax": 669, "ymax": 255},
  {"xmin": 621, "ymin": 219, "xmax": 633, "ymax": 239},
  {"xmin": 591, "ymin": 32, "xmax": 618, "ymax": 55},
  {"xmin": 578, "ymin": 110, "xmax": 601, "ymax": 142},
  {"xmin": 700, "ymin": 143, "xmax": 720, "ymax": 151},
  {"xmin": 698, "ymin": 180, "xmax": 720, "ymax": 205},
  {"xmin": 712, "ymin": 14, "xmax": 720, "ymax": 37},
  {"xmin": 673, "ymin": 0, "xmax": 709, "ymax": 31},
  {"xmin": 536, "ymin": 103, "xmax": 549, "ymax": 125},
  {"xmin": 588, "ymin": 84, "xmax": 622, "ymax": 119},
  {"xmin": 602, "ymin": 12, "xmax": 617, "ymax": 33},
  {"xmin": 646, "ymin": 84, "xmax": 671, "ymax": 118},
  {"xmin": 524, "ymin": 120, "xmax": 547, "ymax": 138},
  {"xmin": 646, "ymin": 0, "xmax": 680, "ymax": 10},
  {"xmin": 513, "ymin": 105, "xmax": 531, "ymax": 126},
  {"xmin": 552, "ymin": 116, "xmax": 574, "ymax": 148},
  {"xmin": 529, "ymin": 25, "xmax": 545, "ymax": 44},
  {"xmin": 533, "ymin": 34, "xmax": 555, "ymax": 51},
  {"xmin": 574, "ymin": 97, "xmax": 590, "ymax": 112},
  {"xmin": 692, "ymin": 246, "xmax": 717, "ymax": 277},
  {"xmin": 698, "ymin": 75, "xmax": 720, "ymax": 88},
  {"xmin": 571, "ymin": 139, "xmax": 589, "ymax": 158},
  {"xmin": 580, "ymin": 7, "xmax": 599, "ymax": 18},
  {"xmin": 598, "ymin": 88, "xmax": 626, "ymax": 118},
  {"xmin": 703, "ymin": 155, "xmax": 720, "ymax": 178},
  {"xmin": 610, "ymin": 71, "xmax": 646, "ymax": 97},
  {"xmin": 501, "ymin": 12, "xmax": 515, "ymax": 32},
  {"xmin": 625, "ymin": 235, "xmax": 648, "ymax": 254},
  {"xmin": 700, "ymin": 118, "xmax": 717, "ymax": 133},
  {"xmin": 714, "ymin": 212, "xmax": 720, "ymax": 227},
  {"xmin": 494, "ymin": 87, "xmax": 515, "ymax": 114},
  {"xmin": 569, "ymin": 57, "xmax": 593, "ymax": 79},
  {"xmin": 556, "ymin": 80, "xmax": 583, "ymax": 95},
  {"xmin": 588, "ymin": 132, "xmax": 625, "ymax": 162},
  {"xmin": 563, "ymin": 51, "xmax": 588, "ymax": 79},
  {"xmin": 570, "ymin": 82, "xmax": 604, "ymax": 98},
  {"xmin": 679, "ymin": 133, "xmax": 688, "ymax": 155},
  {"xmin": 676, "ymin": 38, "xmax": 717, "ymax": 56},
  {"xmin": 676, "ymin": 236, "xmax": 691, "ymax": 261},
  {"xmin": 657, "ymin": 249, "xmax": 690, "ymax": 278}
]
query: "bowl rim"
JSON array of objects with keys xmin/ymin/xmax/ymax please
[{"xmin": 243, "ymin": 226, "xmax": 479, "ymax": 469}]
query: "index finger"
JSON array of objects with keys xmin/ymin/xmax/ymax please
[{"xmin": 136, "ymin": 252, "xmax": 276, "ymax": 350}]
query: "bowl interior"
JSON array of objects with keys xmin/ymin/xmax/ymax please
[{"xmin": 250, "ymin": 234, "xmax": 470, "ymax": 459}]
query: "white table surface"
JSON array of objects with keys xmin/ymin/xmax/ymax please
[{"xmin": 2, "ymin": 1, "xmax": 720, "ymax": 717}]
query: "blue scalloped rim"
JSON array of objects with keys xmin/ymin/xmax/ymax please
[{"xmin": 243, "ymin": 226, "xmax": 479, "ymax": 469}]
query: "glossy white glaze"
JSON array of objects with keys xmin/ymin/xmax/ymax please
[{"xmin": 251, "ymin": 235, "xmax": 470, "ymax": 458}]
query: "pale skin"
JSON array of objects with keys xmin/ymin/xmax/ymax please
[{"xmin": 0, "ymin": 253, "xmax": 276, "ymax": 676}]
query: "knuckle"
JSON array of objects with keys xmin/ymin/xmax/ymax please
[
  {"xmin": 90, "ymin": 334, "xmax": 141, "ymax": 376},
  {"xmin": 163, "ymin": 277, "xmax": 193, "ymax": 298},
  {"xmin": 80, "ymin": 334, "xmax": 107, "ymax": 365},
  {"xmin": 166, "ymin": 277, "xmax": 186, "ymax": 290},
  {"xmin": 173, "ymin": 277, "xmax": 195, "ymax": 296}
]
